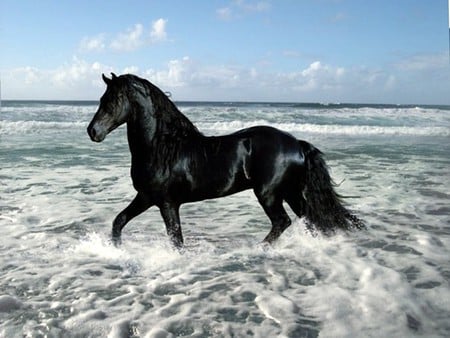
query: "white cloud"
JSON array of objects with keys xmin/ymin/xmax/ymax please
[
  {"xmin": 150, "ymin": 18, "xmax": 168, "ymax": 42},
  {"xmin": 144, "ymin": 57, "xmax": 257, "ymax": 91},
  {"xmin": 272, "ymin": 61, "xmax": 346, "ymax": 92},
  {"xmin": 282, "ymin": 50, "xmax": 303, "ymax": 58},
  {"xmin": 2, "ymin": 54, "xmax": 449, "ymax": 104},
  {"xmin": 2, "ymin": 58, "xmax": 113, "ymax": 100},
  {"xmin": 92, "ymin": 62, "xmax": 102, "ymax": 71},
  {"xmin": 395, "ymin": 53, "xmax": 447, "ymax": 72},
  {"xmin": 79, "ymin": 34, "xmax": 105, "ymax": 52},
  {"xmin": 217, "ymin": 7, "xmax": 232, "ymax": 21},
  {"xmin": 0, "ymin": 58, "xmax": 368, "ymax": 100},
  {"xmin": 143, "ymin": 58, "xmax": 347, "ymax": 99},
  {"xmin": 122, "ymin": 66, "xmax": 140, "ymax": 74},
  {"xmin": 21, "ymin": 66, "xmax": 41, "ymax": 85},
  {"xmin": 236, "ymin": 0, "xmax": 271, "ymax": 12},
  {"xmin": 110, "ymin": 23, "xmax": 144, "ymax": 52},
  {"xmin": 216, "ymin": 1, "xmax": 270, "ymax": 20},
  {"xmin": 145, "ymin": 56, "xmax": 192, "ymax": 87},
  {"xmin": 80, "ymin": 19, "xmax": 168, "ymax": 53}
]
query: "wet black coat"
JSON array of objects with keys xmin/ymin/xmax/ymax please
[{"xmin": 87, "ymin": 74, "xmax": 364, "ymax": 248}]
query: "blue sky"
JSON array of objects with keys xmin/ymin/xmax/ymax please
[{"xmin": 1, "ymin": 0, "xmax": 449, "ymax": 104}]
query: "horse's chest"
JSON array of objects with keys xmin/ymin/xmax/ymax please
[{"xmin": 130, "ymin": 162, "xmax": 165, "ymax": 192}]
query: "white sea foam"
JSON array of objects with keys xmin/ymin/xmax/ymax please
[
  {"xmin": 1, "ymin": 119, "xmax": 448, "ymax": 137},
  {"xmin": 197, "ymin": 120, "xmax": 450, "ymax": 136},
  {"xmin": 0, "ymin": 120, "xmax": 87, "ymax": 135},
  {"xmin": 1, "ymin": 102, "xmax": 449, "ymax": 337}
]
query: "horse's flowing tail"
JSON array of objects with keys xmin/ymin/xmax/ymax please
[{"xmin": 301, "ymin": 142, "xmax": 365, "ymax": 233}]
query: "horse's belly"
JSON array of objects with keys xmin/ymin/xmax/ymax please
[{"xmin": 170, "ymin": 170, "xmax": 251, "ymax": 203}]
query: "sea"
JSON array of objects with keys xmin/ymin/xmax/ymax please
[{"xmin": 0, "ymin": 100, "xmax": 449, "ymax": 337}]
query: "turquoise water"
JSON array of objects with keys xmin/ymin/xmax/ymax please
[{"xmin": 1, "ymin": 101, "xmax": 449, "ymax": 337}]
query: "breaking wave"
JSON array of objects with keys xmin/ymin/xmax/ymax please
[
  {"xmin": 197, "ymin": 120, "xmax": 450, "ymax": 136},
  {"xmin": 1, "ymin": 119, "xmax": 448, "ymax": 137}
]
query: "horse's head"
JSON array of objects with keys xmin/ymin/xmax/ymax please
[
  {"xmin": 88, "ymin": 73, "xmax": 195, "ymax": 144},
  {"xmin": 87, "ymin": 73, "xmax": 134, "ymax": 142}
]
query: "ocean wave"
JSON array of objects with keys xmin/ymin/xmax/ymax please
[
  {"xmin": 196, "ymin": 120, "xmax": 450, "ymax": 137},
  {"xmin": 0, "ymin": 120, "xmax": 87, "ymax": 135},
  {"xmin": 1, "ymin": 119, "xmax": 448, "ymax": 137}
]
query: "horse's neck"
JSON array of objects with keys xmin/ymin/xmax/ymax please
[
  {"xmin": 129, "ymin": 101, "xmax": 152, "ymax": 129},
  {"xmin": 126, "ymin": 100, "xmax": 200, "ymax": 159},
  {"xmin": 126, "ymin": 103, "xmax": 157, "ymax": 158}
]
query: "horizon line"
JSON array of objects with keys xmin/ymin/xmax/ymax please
[{"xmin": 2, "ymin": 98, "xmax": 450, "ymax": 109}]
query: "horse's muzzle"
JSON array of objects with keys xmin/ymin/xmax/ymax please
[{"xmin": 87, "ymin": 123, "xmax": 105, "ymax": 142}]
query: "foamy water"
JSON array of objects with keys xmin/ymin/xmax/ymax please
[{"xmin": 1, "ymin": 101, "xmax": 449, "ymax": 337}]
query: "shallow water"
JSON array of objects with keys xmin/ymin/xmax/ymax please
[{"xmin": 0, "ymin": 101, "xmax": 449, "ymax": 337}]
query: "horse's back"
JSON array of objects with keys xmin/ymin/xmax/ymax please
[
  {"xmin": 229, "ymin": 126, "xmax": 308, "ymax": 192},
  {"xmin": 231, "ymin": 125, "xmax": 306, "ymax": 160},
  {"xmin": 231, "ymin": 125, "xmax": 296, "ymax": 140}
]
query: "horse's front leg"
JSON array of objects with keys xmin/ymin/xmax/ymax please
[
  {"xmin": 159, "ymin": 202, "xmax": 184, "ymax": 249},
  {"xmin": 112, "ymin": 192, "xmax": 152, "ymax": 245}
]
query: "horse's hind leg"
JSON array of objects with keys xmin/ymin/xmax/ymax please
[
  {"xmin": 256, "ymin": 193, "xmax": 292, "ymax": 244},
  {"xmin": 285, "ymin": 194, "xmax": 306, "ymax": 218},
  {"xmin": 160, "ymin": 202, "xmax": 184, "ymax": 249},
  {"xmin": 112, "ymin": 192, "xmax": 152, "ymax": 245},
  {"xmin": 285, "ymin": 194, "xmax": 315, "ymax": 231}
]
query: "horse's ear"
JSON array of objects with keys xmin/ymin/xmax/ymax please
[
  {"xmin": 111, "ymin": 73, "xmax": 118, "ymax": 80},
  {"xmin": 102, "ymin": 73, "xmax": 112, "ymax": 85}
]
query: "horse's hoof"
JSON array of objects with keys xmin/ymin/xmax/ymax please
[
  {"xmin": 173, "ymin": 243, "xmax": 185, "ymax": 254},
  {"xmin": 169, "ymin": 240, "xmax": 185, "ymax": 253},
  {"xmin": 111, "ymin": 235, "xmax": 122, "ymax": 247},
  {"xmin": 259, "ymin": 241, "xmax": 272, "ymax": 252},
  {"xmin": 175, "ymin": 245, "xmax": 186, "ymax": 254}
]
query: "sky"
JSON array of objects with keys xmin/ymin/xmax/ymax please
[{"xmin": 1, "ymin": 0, "xmax": 449, "ymax": 104}]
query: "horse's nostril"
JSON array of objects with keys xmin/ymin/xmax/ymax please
[{"xmin": 88, "ymin": 125, "xmax": 97, "ymax": 141}]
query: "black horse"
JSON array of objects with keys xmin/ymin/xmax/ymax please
[{"xmin": 87, "ymin": 73, "xmax": 364, "ymax": 248}]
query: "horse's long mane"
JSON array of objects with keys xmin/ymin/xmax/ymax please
[
  {"xmin": 124, "ymin": 74, "xmax": 202, "ymax": 173},
  {"xmin": 126, "ymin": 74, "xmax": 200, "ymax": 138}
]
